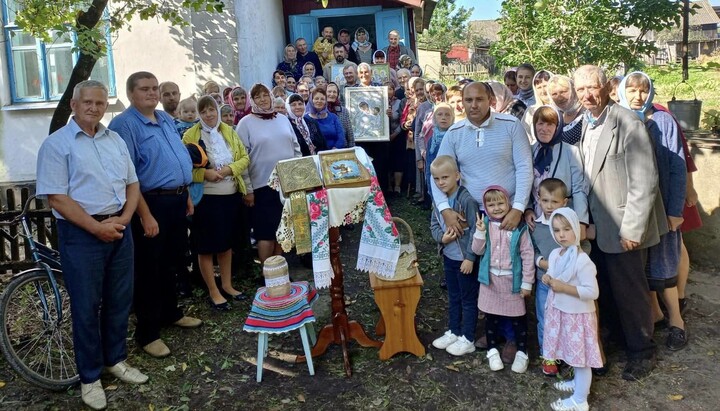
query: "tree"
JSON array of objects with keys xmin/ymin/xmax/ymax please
[
  {"xmin": 417, "ymin": 0, "xmax": 473, "ymax": 54},
  {"xmin": 11, "ymin": 0, "xmax": 225, "ymax": 133},
  {"xmin": 491, "ymin": 0, "xmax": 682, "ymax": 74}
]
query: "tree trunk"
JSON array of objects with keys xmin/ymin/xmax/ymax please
[{"xmin": 48, "ymin": 0, "xmax": 108, "ymax": 134}]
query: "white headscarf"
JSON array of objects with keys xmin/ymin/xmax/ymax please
[
  {"xmin": 199, "ymin": 98, "xmax": 233, "ymax": 170},
  {"xmin": 548, "ymin": 207, "xmax": 581, "ymax": 283}
]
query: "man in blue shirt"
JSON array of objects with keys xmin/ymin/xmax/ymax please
[
  {"xmin": 37, "ymin": 80, "xmax": 147, "ymax": 410},
  {"xmin": 109, "ymin": 71, "xmax": 202, "ymax": 359}
]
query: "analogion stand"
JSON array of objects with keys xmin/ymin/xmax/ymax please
[{"xmin": 296, "ymin": 226, "xmax": 381, "ymax": 377}]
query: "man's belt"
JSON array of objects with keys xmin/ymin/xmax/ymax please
[
  {"xmin": 91, "ymin": 210, "xmax": 123, "ymax": 222},
  {"xmin": 144, "ymin": 185, "xmax": 188, "ymax": 195}
]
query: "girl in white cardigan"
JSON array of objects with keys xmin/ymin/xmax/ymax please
[{"xmin": 542, "ymin": 208, "xmax": 601, "ymax": 411}]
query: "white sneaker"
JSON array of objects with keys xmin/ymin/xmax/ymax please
[
  {"xmin": 511, "ymin": 350, "xmax": 529, "ymax": 373},
  {"xmin": 106, "ymin": 360, "xmax": 149, "ymax": 384},
  {"xmin": 432, "ymin": 330, "xmax": 458, "ymax": 349},
  {"xmin": 550, "ymin": 397, "xmax": 589, "ymax": 411},
  {"xmin": 487, "ymin": 348, "xmax": 504, "ymax": 371},
  {"xmin": 446, "ymin": 336, "xmax": 476, "ymax": 356},
  {"xmin": 553, "ymin": 380, "xmax": 576, "ymax": 393},
  {"xmin": 81, "ymin": 380, "xmax": 107, "ymax": 410}
]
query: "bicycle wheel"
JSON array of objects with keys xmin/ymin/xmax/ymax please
[{"xmin": 0, "ymin": 268, "xmax": 78, "ymax": 390}]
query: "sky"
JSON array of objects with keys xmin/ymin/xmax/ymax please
[{"xmin": 457, "ymin": 0, "xmax": 720, "ymax": 21}]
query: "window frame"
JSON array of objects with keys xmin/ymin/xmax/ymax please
[{"xmin": 1, "ymin": 0, "xmax": 116, "ymax": 103}]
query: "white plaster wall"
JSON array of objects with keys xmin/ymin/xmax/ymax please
[
  {"xmin": 0, "ymin": 0, "xmax": 250, "ymax": 184},
  {"xmin": 235, "ymin": 0, "xmax": 286, "ymax": 88}
]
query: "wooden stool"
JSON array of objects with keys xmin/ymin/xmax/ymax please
[
  {"xmin": 256, "ymin": 323, "xmax": 316, "ymax": 382},
  {"xmin": 369, "ymin": 271, "xmax": 425, "ymax": 360},
  {"xmin": 243, "ymin": 281, "xmax": 318, "ymax": 382}
]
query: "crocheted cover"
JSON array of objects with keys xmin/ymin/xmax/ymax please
[{"xmin": 243, "ymin": 281, "xmax": 318, "ymax": 334}]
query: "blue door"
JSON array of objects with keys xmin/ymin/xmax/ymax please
[
  {"xmin": 289, "ymin": 15, "xmax": 319, "ymax": 51},
  {"xmin": 374, "ymin": 8, "xmax": 410, "ymax": 51}
]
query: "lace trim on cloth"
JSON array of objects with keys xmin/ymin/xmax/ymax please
[
  {"xmin": 308, "ymin": 189, "xmax": 333, "ymax": 289},
  {"xmin": 355, "ymin": 175, "xmax": 400, "ymax": 279},
  {"xmin": 265, "ymin": 274, "xmax": 290, "ymax": 287}
]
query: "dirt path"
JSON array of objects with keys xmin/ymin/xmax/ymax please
[{"xmin": 0, "ymin": 197, "xmax": 718, "ymax": 410}]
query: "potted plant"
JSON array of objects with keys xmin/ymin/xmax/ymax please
[{"xmin": 702, "ymin": 109, "xmax": 720, "ymax": 135}]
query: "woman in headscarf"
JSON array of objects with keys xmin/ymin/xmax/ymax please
[
  {"xmin": 225, "ymin": 86, "xmax": 251, "ymax": 126},
  {"xmin": 547, "ymin": 75, "xmax": 584, "ymax": 145},
  {"xmin": 395, "ymin": 68, "xmax": 411, "ymax": 100},
  {"xmin": 305, "ymin": 87, "xmax": 345, "ymax": 149},
  {"xmin": 302, "ymin": 62, "xmax": 317, "ymax": 80},
  {"xmin": 371, "ymin": 50, "xmax": 399, "ymax": 88},
  {"xmin": 352, "ymin": 27, "xmax": 376, "ymax": 64},
  {"xmin": 524, "ymin": 106, "xmax": 588, "ymax": 233},
  {"xmin": 618, "ymin": 71, "xmax": 688, "ymax": 351},
  {"xmin": 276, "ymin": 44, "xmax": 302, "ymax": 81},
  {"xmin": 522, "ymin": 69, "xmax": 553, "ymax": 142},
  {"xmin": 487, "ymin": 80, "xmax": 526, "ymax": 121},
  {"xmin": 235, "ymin": 84, "xmax": 301, "ymax": 263},
  {"xmin": 286, "ymin": 93, "xmax": 327, "ymax": 156},
  {"xmin": 326, "ymin": 82, "xmax": 354, "ymax": 147},
  {"xmin": 183, "ymin": 96, "xmax": 250, "ymax": 310}
]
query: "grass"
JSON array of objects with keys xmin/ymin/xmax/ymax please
[{"xmin": 644, "ymin": 58, "xmax": 720, "ymax": 127}]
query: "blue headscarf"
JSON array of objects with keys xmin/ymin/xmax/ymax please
[
  {"xmin": 533, "ymin": 105, "xmax": 564, "ymax": 175},
  {"xmin": 618, "ymin": 71, "xmax": 655, "ymax": 121}
]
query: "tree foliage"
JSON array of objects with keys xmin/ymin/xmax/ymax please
[
  {"xmin": 10, "ymin": 0, "xmax": 225, "ymax": 133},
  {"xmin": 417, "ymin": 0, "xmax": 473, "ymax": 52},
  {"xmin": 491, "ymin": 0, "xmax": 683, "ymax": 74}
]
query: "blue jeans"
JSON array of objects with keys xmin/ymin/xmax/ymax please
[
  {"xmin": 444, "ymin": 256, "xmax": 480, "ymax": 341},
  {"xmin": 58, "ymin": 220, "xmax": 134, "ymax": 384},
  {"xmin": 536, "ymin": 280, "xmax": 550, "ymax": 351}
]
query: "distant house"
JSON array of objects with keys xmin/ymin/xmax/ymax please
[
  {"xmin": 0, "ymin": 0, "xmax": 435, "ymax": 184},
  {"xmin": 656, "ymin": 0, "xmax": 720, "ymax": 63}
]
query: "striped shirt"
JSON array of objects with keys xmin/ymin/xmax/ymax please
[{"xmin": 432, "ymin": 113, "xmax": 533, "ymax": 212}]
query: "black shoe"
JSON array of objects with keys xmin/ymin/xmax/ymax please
[
  {"xmin": 679, "ymin": 298, "xmax": 688, "ymax": 315},
  {"xmin": 621, "ymin": 356, "xmax": 656, "ymax": 381},
  {"xmin": 439, "ymin": 278, "xmax": 447, "ymax": 289},
  {"xmin": 654, "ymin": 317, "xmax": 669, "ymax": 331},
  {"xmin": 666, "ymin": 326, "xmax": 688, "ymax": 351},
  {"xmin": 592, "ymin": 365, "xmax": 609, "ymax": 376},
  {"xmin": 221, "ymin": 290, "xmax": 247, "ymax": 301},
  {"xmin": 208, "ymin": 298, "xmax": 231, "ymax": 311}
]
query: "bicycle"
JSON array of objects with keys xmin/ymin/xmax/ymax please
[{"xmin": 0, "ymin": 195, "xmax": 78, "ymax": 390}]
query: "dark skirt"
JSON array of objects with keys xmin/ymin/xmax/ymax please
[
  {"xmin": 389, "ymin": 131, "xmax": 407, "ymax": 172},
  {"xmin": 646, "ymin": 230, "xmax": 682, "ymax": 291},
  {"xmin": 250, "ymin": 186, "xmax": 283, "ymax": 241},
  {"xmin": 192, "ymin": 193, "xmax": 241, "ymax": 254}
]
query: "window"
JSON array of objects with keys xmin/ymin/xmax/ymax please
[{"xmin": 2, "ymin": 0, "xmax": 115, "ymax": 103}]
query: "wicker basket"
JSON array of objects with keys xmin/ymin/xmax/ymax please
[
  {"xmin": 263, "ymin": 255, "xmax": 292, "ymax": 297},
  {"xmin": 375, "ymin": 217, "xmax": 418, "ymax": 282}
]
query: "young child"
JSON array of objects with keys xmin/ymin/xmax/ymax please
[
  {"xmin": 472, "ymin": 186, "xmax": 535, "ymax": 373},
  {"xmin": 543, "ymin": 207, "xmax": 601, "ymax": 411},
  {"xmin": 424, "ymin": 103, "xmax": 454, "ymax": 203},
  {"xmin": 531, "ymin": 178, "xmax": 569, "ymax": 376},
  {"xmin": 219, "ymin": 104, "xmax": 234, "ymax": 127},
  {"xmin": 429, "ymin": 156, "xmax": 480, "ymax": 356},
  {"xmin": 175, "ymin": 97, "xmax": 199, "ymax": 137}
]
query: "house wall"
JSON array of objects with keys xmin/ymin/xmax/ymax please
[{"xmin": 236, "ymin": 0, "xmax": 286, "ymax": 87}]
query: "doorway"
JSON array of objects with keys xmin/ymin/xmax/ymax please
[{"xmin": 317, "ymin": 15, "xmax": 377, "ymax": 47}]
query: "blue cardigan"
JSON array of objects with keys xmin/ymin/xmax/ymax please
[{"xmin": 307, "ymin": 113, "xmax": 346, "ymax": 150}]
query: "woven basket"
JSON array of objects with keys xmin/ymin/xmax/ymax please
[
  {"xmin": 263, "ymin": 255, "xmax": 292, "ymax": 297},
  {"xmin": 376, "ymin": 217, "xmax": 418, "ymax": 282}
]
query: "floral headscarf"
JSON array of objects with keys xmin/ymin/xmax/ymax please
[{"xmin": 249, "ymin": 83, "xmax": 277, "ymax": 119}]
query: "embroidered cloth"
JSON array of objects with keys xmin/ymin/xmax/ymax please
[{"xmin": 308, "ymin": 189, "xmax": 333, "ymax": 289}]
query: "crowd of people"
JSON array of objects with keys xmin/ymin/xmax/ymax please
[{"xmin": 33, "ymin": 24, "xmax": 702, "ymax": 410}]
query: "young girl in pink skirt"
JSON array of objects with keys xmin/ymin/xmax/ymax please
[{"xmin": 542, "ymin": 207, "xmax": 601, "ymax": 411}]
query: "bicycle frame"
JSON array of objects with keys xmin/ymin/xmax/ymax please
[{"xmin": 0, "ymin": 196, "xmax": 65, "ymax": 326}]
